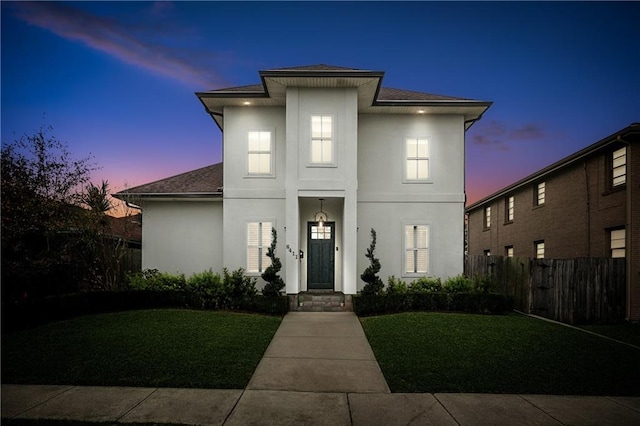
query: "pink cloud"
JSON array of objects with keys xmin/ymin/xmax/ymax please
[
  {"xmin": 471, "ymin": 120, "xmax": 546, "ymax": 151},
  {"xmin": 10, "ymin": 2, "xmax": 227, "ymax": 89}
]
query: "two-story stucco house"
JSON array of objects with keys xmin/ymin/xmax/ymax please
[{"xmin": 117, "ymin": 64, "xmax": 491, "ymax": 297}]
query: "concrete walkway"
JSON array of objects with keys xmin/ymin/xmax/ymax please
[{"xmin": 3, "ymin": 312, "xmax": 640, "ymax": 425}]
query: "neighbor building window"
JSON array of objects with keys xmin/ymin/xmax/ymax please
[
  {"xmin": 535, "ymin": 182, "xmax": 546, "ymax": 206},
  {"xmin": 310, "ymin": 115, "xmax": 333, "ymax": 164},
  {"xmin": 612, "ymin": 146, "xmax": 627, "ymax": 187},
  {"xmin": 484, "ymin": 249, "xmax": 491, "ymax": 257},
  {"xmin": 610, "ymin": 228, "xmax": 625, "ymax": 258},
  {"xmin": 405, "ymin": 138, "xmax": 429, "ymax": 181},
  {"xmin": 506, "ymin": 246, "xmax": 514, "ymax": 257},
  {"xmin": 247, "ymin": 131, "xmax": 272, "ymax": 175},
  {"xmin": 484, "ymin": 206, "xmax": 491, "ymax": 229},
  {"xmin": 506, "ymin": 196, "xmax": 514, "ymax": 222},
  {"xmin": 404, "ymin": 224, "xmax": 429, "ymax": 275},
  {"xmin": 247, "ymin": 221, "xmax": 272, "ymax": 273},
  {"xmin": 535, "ymin": 241, "xmax": 545, "ymax": 259}
]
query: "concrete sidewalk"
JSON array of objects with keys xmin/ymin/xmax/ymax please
[{"xmin": 3, "ymin": 312, "xmax": 640, "ymax": 425}]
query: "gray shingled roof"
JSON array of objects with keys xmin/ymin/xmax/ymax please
[
  {"xmin": 267, "ymin": 64, "xmax": 365, "ymax": 71},
  {"xmin": 204, "ymin": 65, "xmax": 471, "ymax": 102},
  {"xmin": 377, "ymin": 87, "xmax": 470, "ymax": 102},
  {"xmin": 117, "ymin": 163, "xmax": 223, "ymax": 196}
]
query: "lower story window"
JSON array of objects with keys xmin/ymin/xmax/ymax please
[
  {"xmin": 505, "ymin": 246, "xmax": 514, "ymax": 257},
  {"xmin": 404, "ymin": 225, "xmax": 429, "ymax": 274},
  {"xmin": 535, "ymin": 241, "xmax": 545, "ymax": 259},
  {"xmin": 610, "ymin": 228, "xmax": 625, "ymax": 258},
  {"xmin": 247, "ymin": 221, "xmax": 273, "ymax": 273}
]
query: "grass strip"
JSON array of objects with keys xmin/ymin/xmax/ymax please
[
  {"xmin": 580, "ymin": 322, "xmax": 640, "ymax": 348},
  {"xmin": 2, "ymin": 309, "xmax": 282, "ymax": 389},
  {"xmin": 360, "ymin": 312, "xmax": 640, "ymax": 395}
]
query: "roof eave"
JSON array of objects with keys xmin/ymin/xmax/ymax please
[{"xmin": 114, "ymin": 192, "xmax": 223, "ymax": 201}]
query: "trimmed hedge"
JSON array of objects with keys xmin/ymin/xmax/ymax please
[
  {"xmin": 353, "ymin": 292, "xmax": 514, "ymax": 316},
  {"xmin": 2, "ymin": 291, "xmax": 289, "ymax": 332}
]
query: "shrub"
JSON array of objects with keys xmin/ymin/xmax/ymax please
[
  {"xmin": 444, "ymin": 275, "xmax": 474, "ymax": 293},
  {"xmin": 472, "ymin": 274, "xmax": 495, "ymax": 293},
  {"xmin": 409, "ymin": 276, "xmax": 443, "ymax": 293},
  {"xmin": 261, "ymin": 228, "xmax": 286, "ymax": 297},
  {"xmin": 127, "ymin": 269, "xmax": 186, "ymax": 291},
  {"xmin": 449, "ymin": 293, "xmax": 514, "ymax": 315},
  {"xmin": 242, "ymin": 295, "xmax": 290, "ymax": 316},
  {"xmin": 361, "ymin": 229, "xmax": 384, "ymax": 295},
  {"xmin": 186, "ymin": 269, "xmax": 223, "ymax": 308},
  {"xmin": 386, "ymin": 275, "xmax": 408, "ymax": 294},
  {"xmin": 222, "ymin": 268, "xmax": 257, "ymax": 309}
]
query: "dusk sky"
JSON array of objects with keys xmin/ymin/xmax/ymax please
[{"xmin": 2, "ymin": 1, "xmax": 639, "ymax": 207}]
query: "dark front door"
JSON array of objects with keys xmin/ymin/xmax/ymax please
[{"xmin": 307, "ymin": 221, "xmax": 335, "ymax": 290}]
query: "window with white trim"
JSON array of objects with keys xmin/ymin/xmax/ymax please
[
  {"xmin": 535, "ymin": 182, "xmax": 546, "ymax": 206},
  {"xmin": 506, "ymin": 196, "xmax": 514, "ymax": 222},
  {"xmin": 610, "ymin": 228, "xmax": 625, "ymax": 258},
  {"xmin": 484, "ymin": 206, "xmax": 491, "ymax": 229},
  {"xmin": 405, "ymin": 138, "xmax": 429, "ymax": 181},
  {"xmin": 247, "ymin": 221, "xmax": 272, "ymax": 273},
  {"xmin": 404, "ymin": 225, "xmax": 429, "ymax": 275},
  {"xmin": 247, "ymin": 131, "xmax": 272, "ymax": 175},
  {"xmin": 612, "ymin": 147, "xmax": 626, "ymax": 187},
  {"xmin": 535, "ymin": 241, "xmax": 545, "ymax": 259},
  {"xmin": 310, "ymin": 115, "xmax": 333, "ymax": 164}
]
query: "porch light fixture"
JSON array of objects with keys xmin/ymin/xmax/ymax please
[{"xmin": 314, "ymin": 198, "xmax": 328, "ymax": 228}]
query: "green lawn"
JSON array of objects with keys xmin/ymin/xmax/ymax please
[
  {"xmin": 1, "ymin": 309, "xmax": 282, "ymax": 389},
  {"xmin": 360, "ymin": 312, "xmax": 640, "ymax": 395},
  {"xmin": 580, "ymin": 322, "xmax": 640, "ymax": 348}
]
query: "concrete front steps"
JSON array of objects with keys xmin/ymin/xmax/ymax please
[{"xmin": 289, "ymin": 292, "xmax": 353, "ymax": 312}]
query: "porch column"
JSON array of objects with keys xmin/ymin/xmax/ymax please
[
  {"xmin": 285, "ymin": 195, "xmax": 300, "ymax": 294},
  {"xmin": 343, "ymin": 190, "xmax": 358, "ymax": 294}
]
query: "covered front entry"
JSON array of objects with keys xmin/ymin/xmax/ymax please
[{"xmin": 307, "ymin": 221, "xmax": 335, "ymax": 290}]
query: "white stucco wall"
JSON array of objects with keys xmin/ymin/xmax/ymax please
[
  {"xmin": 141, "ymin": 200, "xmax": 223, "ymax": 276},
  {"xmin": 141, "ymin": 90, "xmax": 466, "ymax": 293},
  {"xmin": 356, "ymin": 114, "xmax": 466, "ymax": 287},
  {"xmin": 285, "ymin": 87, "xmax": 359, "ymax": 294}
]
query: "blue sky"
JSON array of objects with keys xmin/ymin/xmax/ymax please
[{"xmin": 2, "ymin": 1, "xmax": 639, "ymax": 205}]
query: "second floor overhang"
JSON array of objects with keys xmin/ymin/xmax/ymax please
[{"xmin": 196, "ymin": 64, "xmax": 492, "ymax": 131}]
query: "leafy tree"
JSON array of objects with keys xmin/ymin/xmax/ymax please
[
  {"xmin": 76, "ymin": 180, "xmax": 136, "ymax": 290},
  {"xmin": 361, "ymin": 228, "xmax": 384, "ymax": 295},
  {"xmin": 262, "ymin": 228, "xmax": 285, "ymax": 296},
  {"xmin": 1, "ymin": 124, "xmax": 96, "ymax": 300}
]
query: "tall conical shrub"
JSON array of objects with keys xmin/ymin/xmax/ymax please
[
  {"xmin": 261, "ymin": 228, "xmax": 285, "ymax": 296},
  {"xmin": 361, "ymin": 228, "xmax": 384, "ymax": 295}
]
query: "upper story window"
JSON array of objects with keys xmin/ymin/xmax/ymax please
[
  {"xmin": 247, "ymin": 221, "xmax": 273, "ymax": 273},
  {"xmin": 405, "ymin": 138, "xmax": 430, "ymax": 181},
  {"xmin": 535, "ymin": 182, "xmax": 546, "ymax": 206},
  {"xmin": 610, "ymin": 228, "xmax": 625, "ymax": 258},
  {"xmin": 404, "ymin": 224, "xmax": 429, "ymax": 275},
  {"xmin": 484, "ymin": 206, "xmax": 491, "ymax": 229},
  {"xmin": 247, "ymin": 131, "xmax": 272, "ymax": 175},
  {"xmin": 612, "ymin": 146, "xmax": 627, "ymax": 187},
  {"xmin": 310, "ymin": 115, "xmax": 333, "ymax": 165},
  {"xmin": 535, "ymin": 240, "xmax": 545, "ymax": 259},
  {"xmin": 506, "ymin": 196, "xmax": 514, "ymax": 222},
  {"xmin": 505, "ymin": 246, "xmax": 514, "ymax": 257}
]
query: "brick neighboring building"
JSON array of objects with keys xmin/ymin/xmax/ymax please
[{"xmin": 466, "ymin": 123, "xmax": 640, "ymax": 321}]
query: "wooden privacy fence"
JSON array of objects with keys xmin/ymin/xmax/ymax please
[{"xmin": 465, "ymin": 255, "xmax": 626, "ymax": 324}]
